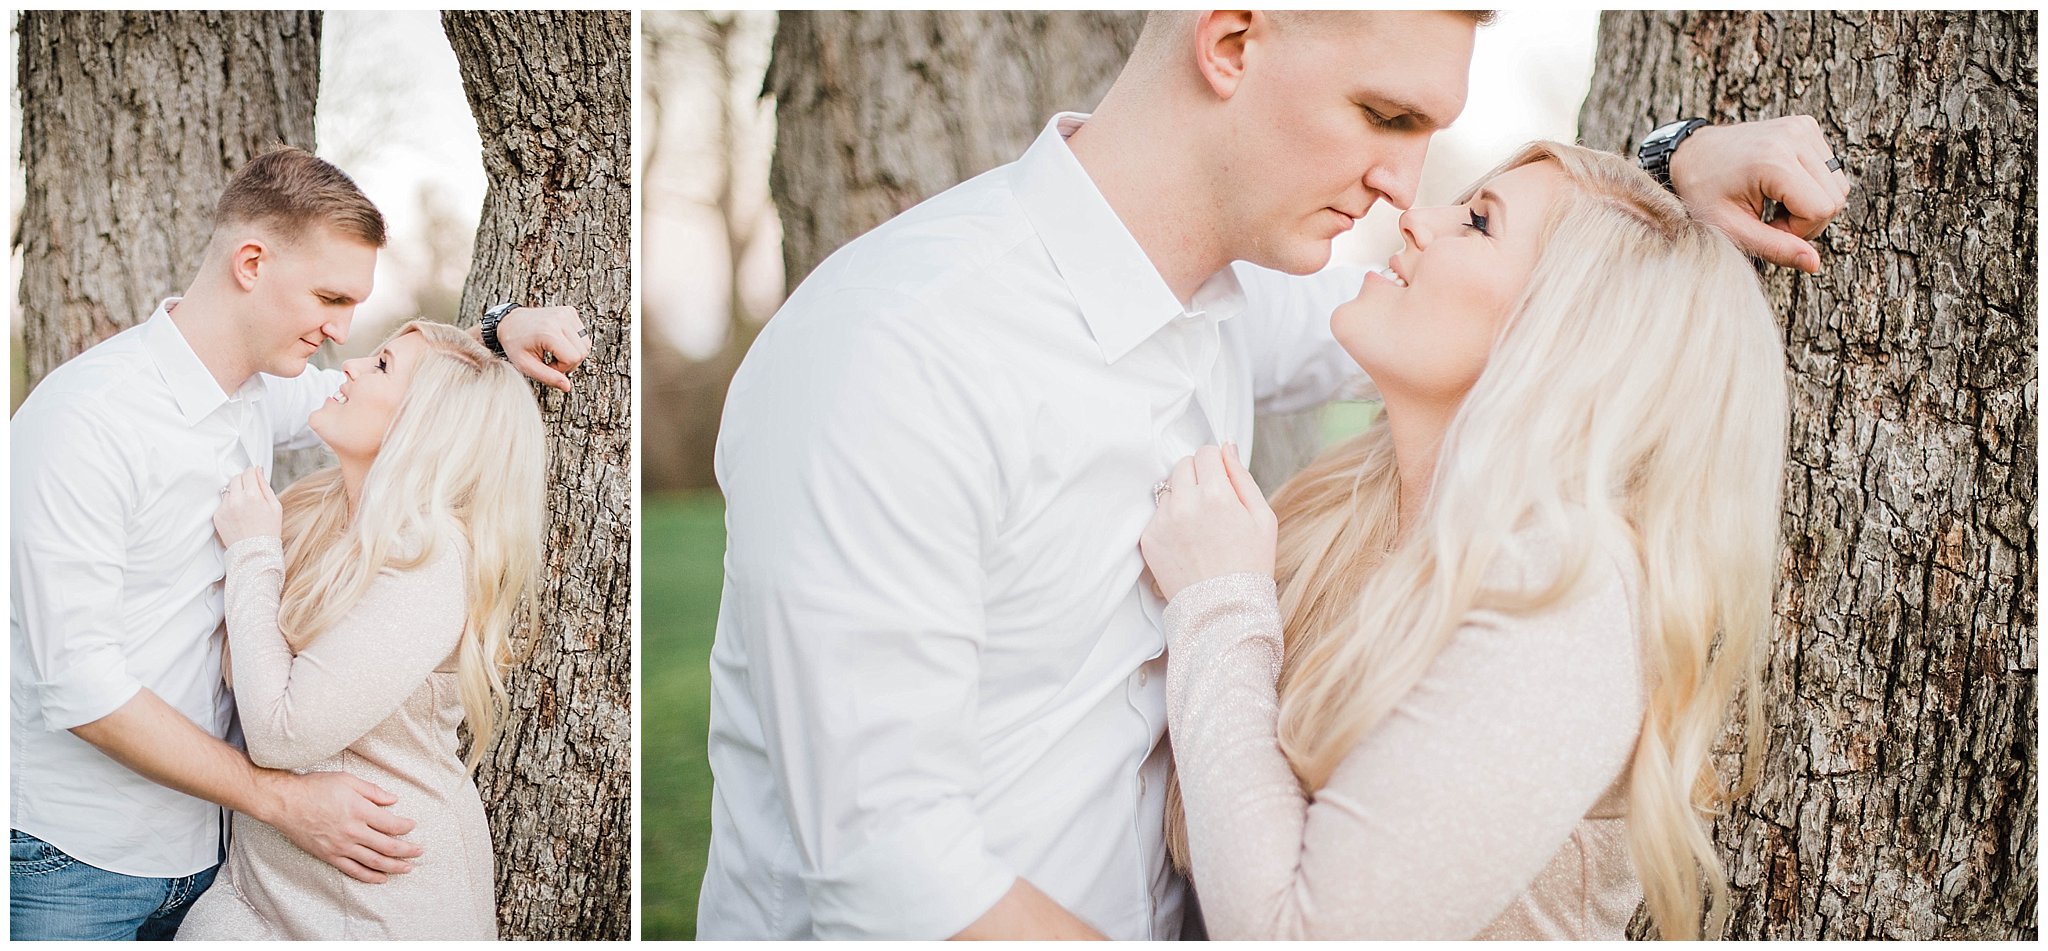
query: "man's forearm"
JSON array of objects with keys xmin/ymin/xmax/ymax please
[
  {"xmin": 950, "ymin": 877, "xmax": 1105, "ymax": 940},
  {"xmin": 69, "ymin": 688, "xmax": 281, "ymax": 824}
]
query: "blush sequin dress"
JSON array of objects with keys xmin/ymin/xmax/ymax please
[
  {"xmin": 177, "ymin": 534, "xmax": 497, "ymax": 940},
  {"xmin": 1162, "ymin": 538, "xmax": 1646, "ymax": 939}
]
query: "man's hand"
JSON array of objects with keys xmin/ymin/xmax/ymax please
[
  {"xmin": 255, "ymin": 770, "xmax": 423, "ymax": 884},
  {"xmin": 67, "ymin": 689, "xmax": 421, "ymax": 885},
  {"xmin": 1668, "ymin": 115, "xmax": 1853, "ymax": 273},
  {"xmin": 492, "ymin": 305, "xmax": 591, "ymax": 393}
]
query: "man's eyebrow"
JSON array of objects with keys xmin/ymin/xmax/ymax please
[
  {"xmin": 1364, "ymin": 93, "xmax": 1447, "ymax": 130},
  {"xmin": 312, "ymin": 288, "xmax": 358, "ymax": 304}
]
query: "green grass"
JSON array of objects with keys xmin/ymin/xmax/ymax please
[
  {"xmin": 636, "ymin": 402, "xmax": 1375, "ymax": 938},
  {"xmin": 1322, "ymin": 399, "xmax": 1381, "ymax": 444},
  {"xmin": 640, "ymin": 491, "xmax": 727, "ymax": 940}
]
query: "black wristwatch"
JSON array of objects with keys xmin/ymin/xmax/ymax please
[
  {"xmin": 1637, "ymin": 117, "xmax": 1710, "ymax": 191},
  {"xmin": 480, "ymin": 301, "xmax": 518, "ymax": 358}
]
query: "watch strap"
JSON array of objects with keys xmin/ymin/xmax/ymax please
[
  {"xmin": 1637, "ymin": 117, "xmax": 1709, "ymax": 191},
  {"xmin": 480, "ymin": 301, "xmax": 518, "ymax": 358}
]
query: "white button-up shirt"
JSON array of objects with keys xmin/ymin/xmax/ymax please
[
  {"xmin": 10, "ymin": 302, "xmax": 339, "ymax": 877},
  {"xmin": 699, "ymin": 113, "xmax": 1364, "ymax": 939}
]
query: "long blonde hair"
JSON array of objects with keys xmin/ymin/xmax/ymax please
[
  {"xmin": 275, "ymin": 319, "xmax": 547, "ymax": 773},
  {"xmin": 1165, "ymin": 142, "xmax": 1788, "ymax": 939}
]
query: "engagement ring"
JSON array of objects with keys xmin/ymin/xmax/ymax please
[{"xmin": 1152, "ymin": 480, "xmax": 1171, "ymax": 505}]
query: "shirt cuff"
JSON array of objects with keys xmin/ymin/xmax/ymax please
[
  {"xmin": 802, "ymin": 810, "xmax": 1017, "ymax": 939},
  {"xmin": 37, "ymin": 661, "xmax": 145, "ymax": 732}
]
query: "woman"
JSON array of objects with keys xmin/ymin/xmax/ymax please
[
  {"xmin": 177, "ymin": 320, "xmax": 546, "ymax": 940},
  {"xmin": 1141, "ymin": 142, "xmax": 1791, "ymax": 939}
]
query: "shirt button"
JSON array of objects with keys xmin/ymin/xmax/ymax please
[
  {"xmin": 1137, "ymin": 670, "xmax": 1149, "ymax": 687},
  {"xmin": 1139, "ymin": 778, "xmax": 1148, "ymax": 796}
]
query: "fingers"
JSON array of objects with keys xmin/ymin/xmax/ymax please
[
  {"xmin": 511, "ymin": 348, "xmax": 574, "ymax": 394},
  {"xmin": 345, "ymin": 775, "xmax": 400, "ymax": 808},
  {"xmin": 345, "ymin": 843, "xmax": 415, "ymax": 876},
  {"xmin": 359, "ymin": 806, "xmax": 419, "ymax": 841},
  {"xmin": 328, "ymin": 855, "xmax": 391, "ymax": 886},
  {"xmin": 1713, "ymin": 207, "xmax": 1821, "ymax": 273},
  {"xmin": 1219, "ymin": 443, "xmax": 1270, "ymax": 515},
  {"xmin": 1191, "ymin": 446, "xmax": 1229, "ymax": 497},
  {"xmin": 353, "ymin": 824, "xmax": 424, "ymax": 861},
  {"xmin": 547, "ymin": 328, "xmax": 592, "ymax": 372},
  {"xmin": 1167, "ymin": 454, "xmax": 1198, "ymax": 497}
]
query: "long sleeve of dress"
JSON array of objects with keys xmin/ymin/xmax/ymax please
[
  {"xmin": 221, "ymin": 536, "xmax": 467, "ymax": 770},
  {"xmin": 1162, "ymin": 546, "xmax": 1644, "ymax": 939}
]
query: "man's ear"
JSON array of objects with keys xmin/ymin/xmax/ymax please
[
  {"xmin": 1193, "ymin": 11, "xmax": 1257, "ymax": 101},
  {"xmin": 227, "ymin": 238, "xmax": 266, "ymax": 292}
]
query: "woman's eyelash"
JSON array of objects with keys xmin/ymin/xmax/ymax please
[
  {"xmin": 375, "ymin": 357, "xmax": 388, "ymax": 372},
  {"xmin": 1465, "ymin": 210, "xmax": 1491, "ymax": 235}
]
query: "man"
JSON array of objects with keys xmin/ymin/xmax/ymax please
[
  {"xmin": 10, "ymin": 147, "xmax": 591, "ymax": 940},
  {"xmin": 700, "ymin": 11, "xmax": 1850, "ymax": 939}
]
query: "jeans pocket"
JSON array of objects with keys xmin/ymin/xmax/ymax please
[{"xmin": 8, "ymin": 831, "xmax": 78, "ymax": 877}]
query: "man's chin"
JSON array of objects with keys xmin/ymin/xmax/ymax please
[
  {"xmin": 268, "ymin": 358, "xmax": 316, "ymax": 379},
  {"xmin": 1249, "ymin": 240, "xmax": 1336, "ymax": 277}
]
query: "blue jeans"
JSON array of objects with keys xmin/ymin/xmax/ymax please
[{"xmin": 9, "ymin": 830, "xmax": 220, "ymax": 941}]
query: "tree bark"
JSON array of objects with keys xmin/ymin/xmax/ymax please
[
  {"xmin": 768, "ymin": 11, "xmax": 1144, "ymax": 292},
  {"xmin": 1578, "ymin": 11, "xmax": 2036, "ymax": 939},
  {"xmin": 443, "ymin": 11, "xmax": 633, "ymax": 941},
  {"xmin": 15, "ymin": 11, "xmax": 330, "ymax": 483}
]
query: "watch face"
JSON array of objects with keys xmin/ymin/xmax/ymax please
[{"xmin": 1648, "ymin": 119, "xmax": 1692, "ymax": 142}]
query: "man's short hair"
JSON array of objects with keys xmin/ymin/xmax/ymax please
[{"xmin": 213, "ymin": 146, "xmax": 386, "ymax": 248}]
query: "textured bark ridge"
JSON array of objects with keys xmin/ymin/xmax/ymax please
[
  {"xmin": 15, "ymin": 11, "xmax": 330, "ymax": 483},
  {"xmin": 1578, "ymin": 12, "xmax": 2036, "ymax": 939},
  {"xmin": 768, "ymin": 11, "xmax": 1144, "ymax": 290},
  {"xmin": 443, "ymin": 11, "xmax": 633, "ymax": 941}
]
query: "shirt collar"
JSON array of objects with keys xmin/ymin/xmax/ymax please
[
  {"xmin": 1012, "ymin": 113, "xmax": 1244, "ymax": 365},
  {"xmin": 141, "ymin": 298, "xmax": 263, "ymax": 424}
]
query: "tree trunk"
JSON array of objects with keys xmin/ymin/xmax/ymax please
[
  {"xmin": 15, "ymin": 11, "xmax": 330, "ymax": 484},
  {"xmin": 768, "ymin": 11, "xmax": 1144, "ymax": 292},
  {"xmin": 766, "ymin": 11, "xmax": 1327, "ymax": 487},
  {"xmin": 1578, "ymin": 11, "xmax": 2036, "ymax": 939},
  {"xmin": 442, "ymin": 11, "xmax": 633, "ymax": 941}
]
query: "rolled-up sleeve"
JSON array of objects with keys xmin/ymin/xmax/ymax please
[
  {"xmin": 718, "ymin": 289, "xmax": 1017, "ymax": 937},
  {"xmin": 11, "ymin": 403, "xmax": 144, "ymax": 730},
  {"xmin": 262, "ymin": 365, "xmax": 343, "ymax": 451},
  {"xmin": 1236, "ymin": 262, "xmax": 1371, "ymax": 414}
]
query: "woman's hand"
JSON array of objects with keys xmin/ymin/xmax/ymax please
[
  {"xmin": 1140, "ymin": 443, "xmax": 1277, "ymax": 602},
  {"xmin": 214, "ymin": 467, "xmax": 282, "ymax": 547}
]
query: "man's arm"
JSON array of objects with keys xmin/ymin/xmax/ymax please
[
  {"xmin": 951, "ymin": 879, "xmax": 1106, "ymax": 940},
  {"xmin": 1666, "ymin": 115, "xmax": 1854, "ymax": 273},
  {"xmin": 720, "ymin": 292, "xmax": 1096, "ymax": 938},
  {"xmin": 472, "ymin": 304, "xmax": 591, "ymax": 392},
  {"xmin": 12, "ymin": 402, "xmax": 419, "ymax": 884},
  {"xmin": 70, "ymin": 690, "xmax": 422, "ymax": 883}
]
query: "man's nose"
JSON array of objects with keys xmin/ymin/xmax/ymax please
[
  {"xmin": 1365, "ymin": 137, "xmax": 1430, "ymax": 212},
  {"xmin": 325, "ymin": 309, "xmax": 353, "ymax": 347}
]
